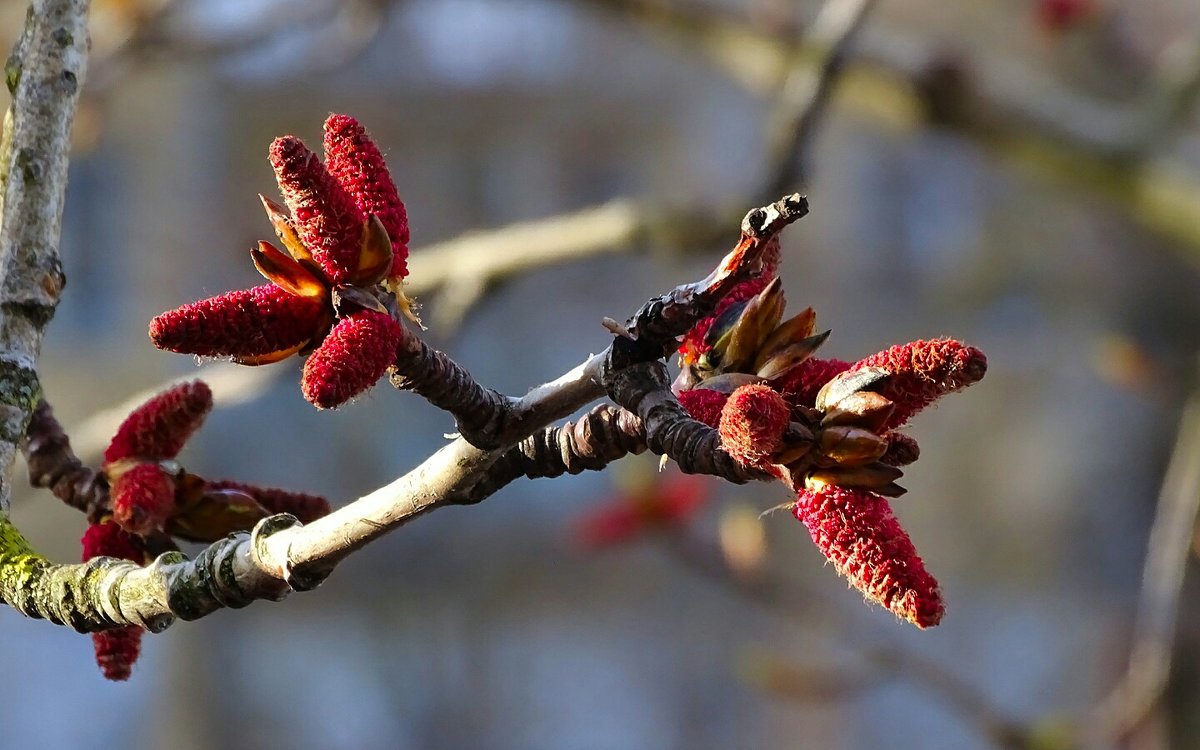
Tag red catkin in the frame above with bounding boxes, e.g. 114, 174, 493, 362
80, 520, 142, 562
794, 486, 944, 628
301, 310, 404, 409
149, 284, 327, 359
92, 629, 142, 682
269, 136, 364, 283
719, 384, 790, 468
574, 474, 708, 549
323, 114, 410, 279
111, 463, 176, 535
105, 381, 212, 463
852, 339, 987, 429
81, 522, 144, 681
677, 388, 730, 428
1037, 0, 1094, 32
773, 357, 852, 408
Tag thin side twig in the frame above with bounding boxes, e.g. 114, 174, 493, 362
1086, 373, 1200, 745
762, 0, 879, 197
22, 399, 105, 517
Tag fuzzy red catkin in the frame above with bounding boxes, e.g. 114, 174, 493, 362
794, 486, 944, 628
111, 463, 176, 535
323, 114, 410, 280
677, 388, 730, 429
301, 309, 404, 409
81, 522, 144, 681
269, 136, 364, 283
149, 284, 326, 360
852, 339, 987, 429
105, 380, 212, 463
719, 384, 790, 468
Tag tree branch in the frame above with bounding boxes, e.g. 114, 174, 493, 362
1, 192, 805, 632
466, 400, 766, 502
0, 0, 89, 516
22, 398, 105, 517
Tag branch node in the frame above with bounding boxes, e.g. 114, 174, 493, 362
251, 512, 328, 592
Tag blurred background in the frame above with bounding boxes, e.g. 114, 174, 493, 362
3, 0, 1200, 748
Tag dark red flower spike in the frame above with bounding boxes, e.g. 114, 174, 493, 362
103, 381, 213, 535
323, 114, 410, 281
850, 339, 987, 429
104, 380, 212, 464
301, 310, 404, 410
794, 487, 943, 628
81, 521, 146, 681
269, 136, 365, 284
110, 462, 176, 536
773, 357, 852, 408
149, 284, 329, 365
677, 388, 730, 429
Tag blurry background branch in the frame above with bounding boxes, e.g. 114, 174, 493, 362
761, 0, 878, 197
1086, 364, 1200, 747
86, 0, 393, 94
660, 524, 1032, 749
21, 0, 1200, 314
581, 0, 1200, 263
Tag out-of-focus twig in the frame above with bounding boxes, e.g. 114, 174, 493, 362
87, 0, 392, 94
1086, 369, 1200, 746
1124, 28, 1200, 156
762, 0, 878, 197
581, 0, 1200, 264
406, 199, 749, 329
660, 524, 1031, 749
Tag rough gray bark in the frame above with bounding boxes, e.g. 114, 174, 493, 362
0, 0, 89, 513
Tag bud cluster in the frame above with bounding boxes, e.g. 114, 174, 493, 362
150, 114, 416, 408
83, 380, 330, 679
676, 271, 986, 628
